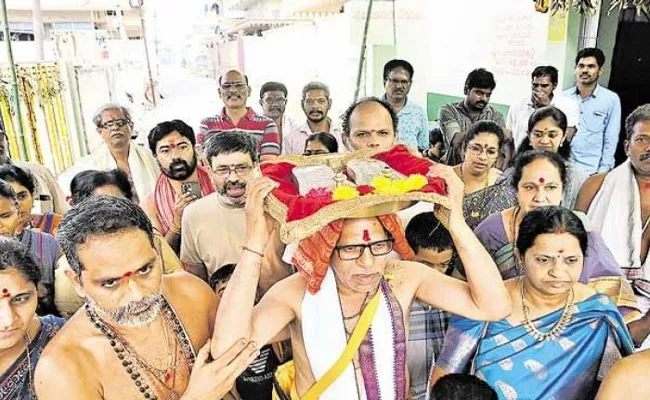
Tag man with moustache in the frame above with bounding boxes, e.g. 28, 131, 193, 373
382, 59, 429, 152
141, 120, 214, 253
199, 70, 280, 161
565, 47, 622, 175
180, 132, 258, 281
283, 82, 343, 155
58, 103, 160, 203
259, 81, 297, 144
439, 68, 509, 168
576, 104, 650, 349
35, 196, 260, 399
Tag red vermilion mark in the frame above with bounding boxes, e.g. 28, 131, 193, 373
1, 289, 10, 298
558, 249, 565, 254
539, 177, 545, 184
123, 271, 134, 280
555, 228, 566, 234
363, 229, 371, 242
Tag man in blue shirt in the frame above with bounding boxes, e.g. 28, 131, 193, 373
382, 59, 429, 152
565, 47, 622, 175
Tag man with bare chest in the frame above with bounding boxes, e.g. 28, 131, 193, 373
34, 196, 259, 399
576, 103, 650, 348
213, 162, 511, 399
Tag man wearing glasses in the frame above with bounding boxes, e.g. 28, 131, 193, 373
283, 81, 344, 155
57, 103, 160, 203
199, 70, 280, 161
259, 81, 297, 144
180, 132, 263, 282
382, 59, 429, 153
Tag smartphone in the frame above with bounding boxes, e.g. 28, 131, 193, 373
181, 181, 202, 199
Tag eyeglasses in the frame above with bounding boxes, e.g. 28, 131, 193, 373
335, 239, 394, 261
211, 164, 253, 177
467, 143, 499, 159
220, 82, 247, 91
100, 119, 129, 129
387, 78, 411, 86
262, 97, 286, 106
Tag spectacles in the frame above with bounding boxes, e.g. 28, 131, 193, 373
220, 82, 247, 90
212, 164, 253, 177
100, 119, 129, 129
467, 143, 499, 159
262, 97, 286, 106
387, 78, 411, 86
335, 239, 394, 261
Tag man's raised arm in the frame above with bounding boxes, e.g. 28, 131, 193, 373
211, 177, 294, 356
415, 164, 511, 321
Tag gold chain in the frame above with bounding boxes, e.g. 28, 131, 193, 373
520, 277, 574, 341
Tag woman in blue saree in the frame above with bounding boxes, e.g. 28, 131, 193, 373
0, 239, 64, 399
431, 206, 634, 400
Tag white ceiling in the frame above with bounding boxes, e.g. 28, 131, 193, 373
7, 0, 136, 11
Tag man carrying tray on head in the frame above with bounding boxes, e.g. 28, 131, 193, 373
212, 145, 512, 399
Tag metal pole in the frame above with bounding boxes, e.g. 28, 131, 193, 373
353, 0, 374, 102
138, 1, 156, 107
33, 0, 44, 60
392, 0, 397, 46
0, 0, 27, 160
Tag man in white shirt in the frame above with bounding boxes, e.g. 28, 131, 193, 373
506, 66, 579, 150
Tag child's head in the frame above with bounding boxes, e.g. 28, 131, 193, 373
428, 127, 444, 160
209, 264, 237, 299
430, 374, 497, 400
405, 212, 455, 275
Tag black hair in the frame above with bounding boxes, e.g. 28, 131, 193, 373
575, 47, 605, 68
429, 127, 444, 146
464, 68, 496, 92
148, 119, 196, 155
0, 164, 36, 195
0, 238, 42, 286
57, 196, 154, 273
430, 373, 498, 400
463, 120, 505, 151
531, 65, 559, 86
625, 103, 650, 141
0, 179, 17, 201
516, 106, 571, 159
301, 81, 330, 101
305, 132, 339, 154
511, 149, 567, 190
218, 70, 249, 85
516, 206, 588, 257
260, 81, 288, 98
405, 212, 453, 253
208, 264, 237, 290
342, 97, 399, 137
69, 169, 133, 206
383, 59, 414, 82
203, 131, 259, 164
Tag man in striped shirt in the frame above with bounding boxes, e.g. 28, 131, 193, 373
199, 70, 281, 161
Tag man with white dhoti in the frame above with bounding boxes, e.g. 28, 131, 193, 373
57, 103, 159, 203
576, 103, 650, 349
213, 147, 511, 399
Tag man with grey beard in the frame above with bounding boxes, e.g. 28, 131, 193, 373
35, 195, 260, 399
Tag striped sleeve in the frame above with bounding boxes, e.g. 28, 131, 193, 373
259, 120, 281, 156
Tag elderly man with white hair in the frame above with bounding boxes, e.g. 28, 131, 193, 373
57, 103, 159, 203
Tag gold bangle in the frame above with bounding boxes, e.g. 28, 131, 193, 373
242, 246, 264, 258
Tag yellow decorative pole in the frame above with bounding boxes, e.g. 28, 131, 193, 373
0, 0, 27, 160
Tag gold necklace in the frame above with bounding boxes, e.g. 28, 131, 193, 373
457, 164, 489, 219
520, 277, 574, 341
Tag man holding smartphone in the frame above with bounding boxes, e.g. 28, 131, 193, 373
141, 120, 215, 254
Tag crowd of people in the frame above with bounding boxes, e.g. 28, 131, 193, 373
0, 45, 648, 400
